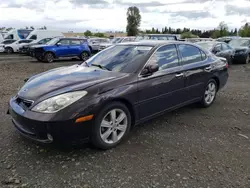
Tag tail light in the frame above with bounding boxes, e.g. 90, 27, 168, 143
225, 62, 229, 69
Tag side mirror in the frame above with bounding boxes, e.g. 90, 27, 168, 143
57, 42, 62, 46
141, 64, 159, 77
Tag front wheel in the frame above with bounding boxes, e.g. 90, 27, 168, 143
200, 79, 217, 108
91, 102, 131, 150
80, 51, 90, 61
44, 52, 54, 63
5, 47, 14, 54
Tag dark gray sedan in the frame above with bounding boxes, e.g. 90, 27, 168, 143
197, 41, 234, 64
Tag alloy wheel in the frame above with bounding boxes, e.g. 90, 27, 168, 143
204, 82, 216, 105
81, 52, 89, 61
47, 53, 54, 63
100, 109, 128, 144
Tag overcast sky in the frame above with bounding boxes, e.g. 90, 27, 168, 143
0, 0, 250, 32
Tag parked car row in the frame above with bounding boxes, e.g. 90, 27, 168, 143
196, 38, 250, 64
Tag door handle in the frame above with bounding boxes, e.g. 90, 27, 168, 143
204, 66, 212, 72
175, 73, 184, 78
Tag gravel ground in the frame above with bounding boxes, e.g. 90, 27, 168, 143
0, 55, 250, 188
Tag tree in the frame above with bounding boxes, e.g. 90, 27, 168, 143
94, 32, 105, 37
84, 30, 92, 37
218, 21, 229, 37
126, 6, 141, 36
239, 23, 250, 37
181, 32, 198, 39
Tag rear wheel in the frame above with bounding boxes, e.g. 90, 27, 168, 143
91, 102, 131, 150
5, 47, 13, 54
80, 51, 89, 61
44, 52, 54, 63
200, 79, 217, 108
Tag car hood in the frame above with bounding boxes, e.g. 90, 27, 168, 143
18, 65, 127, 100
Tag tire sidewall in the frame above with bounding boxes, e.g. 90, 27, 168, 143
202, 79, 217, 108
45, 52, 54, 63
80, 51, 89, 61
91, 102, 131, 149
6, 47, 13, 54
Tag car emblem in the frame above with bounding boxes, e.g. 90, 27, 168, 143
22, 88, 28, 92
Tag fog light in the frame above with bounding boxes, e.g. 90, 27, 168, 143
47, 134, 53, 141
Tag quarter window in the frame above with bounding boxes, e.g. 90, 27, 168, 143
148, 44, 179, 70
178, 44, 202, 65
222, 43, 231, 50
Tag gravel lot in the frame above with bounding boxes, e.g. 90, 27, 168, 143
0, 54, 250, 188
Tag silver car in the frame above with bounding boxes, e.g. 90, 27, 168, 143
98, 37, 136, 51
88, 38, 110, 52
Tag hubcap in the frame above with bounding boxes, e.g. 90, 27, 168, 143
82, 53, 89, 61
100, 109, 128, 144
47, 54, 53, 62
205, 82, 216, 105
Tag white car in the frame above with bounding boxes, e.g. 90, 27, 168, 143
4, 39, 33, 53
0, 39, 16, 52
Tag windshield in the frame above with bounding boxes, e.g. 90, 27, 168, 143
111, 38, 122, 44
84, 45, 153, 73
229, 39, 250, 48
46, 38, 60, 45
135, 36, 150, 41
197, 42, 215, 50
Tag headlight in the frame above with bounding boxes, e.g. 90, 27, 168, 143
32, 91, 87, 113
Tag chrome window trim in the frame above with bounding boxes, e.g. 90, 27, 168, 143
138, 42, 209, 78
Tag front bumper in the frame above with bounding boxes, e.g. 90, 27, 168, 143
8, 97, 93, 144
233, 53, 247, 63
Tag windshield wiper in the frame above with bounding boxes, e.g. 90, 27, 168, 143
91, 64, 111, 71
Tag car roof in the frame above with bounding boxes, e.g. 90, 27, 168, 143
116, 40, 199, 47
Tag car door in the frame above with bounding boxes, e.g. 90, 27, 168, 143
69, 39, 82, 56
55, 39, 71, 57
137, 44, 185, 120
221, 43, 234, 63
178, 44, 213, 101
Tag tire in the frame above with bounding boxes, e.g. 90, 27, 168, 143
88, 46, 93, 53
91, 102, 131, 150
245, 54, 250, 64
44, 52, 54, 63
80, 51, 90, 61
5, 47, 14, 54
200, 79, 217, 108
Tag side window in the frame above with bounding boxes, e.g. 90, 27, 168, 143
148, 44, 179, 70
222, 43, 231, 50
30, 35, 37, 40
178, 44, 202, 65
214, 44, 222, 52
58, 39, 70, 45
71, 40, 81, 45
200, 50, 207, 60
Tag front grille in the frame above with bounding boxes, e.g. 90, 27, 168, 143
15, 97, 33, 110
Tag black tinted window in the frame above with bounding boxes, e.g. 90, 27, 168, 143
178, 44, 202, 65
30, 35, 37, 40
149, 44, 179, 70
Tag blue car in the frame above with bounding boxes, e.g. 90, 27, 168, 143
32, 37, 91, 63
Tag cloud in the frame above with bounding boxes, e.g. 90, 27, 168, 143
170, 10, 214, 19
225, 4, 250, 16
116, 0, 165, 7
70, 0, 108, 5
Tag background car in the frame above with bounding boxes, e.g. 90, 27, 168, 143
8, 41, 228, 149
98, 37, 136, 51
19, 38, 53, 55
135, 34, 178, 41
0, 39, 16, 52
228, 38, 250, 64
88, 38, 110, 52
4, 39, 33, 53
216, 36, 241, 43
196, 41, 234, 64
32, 37, 91, 63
